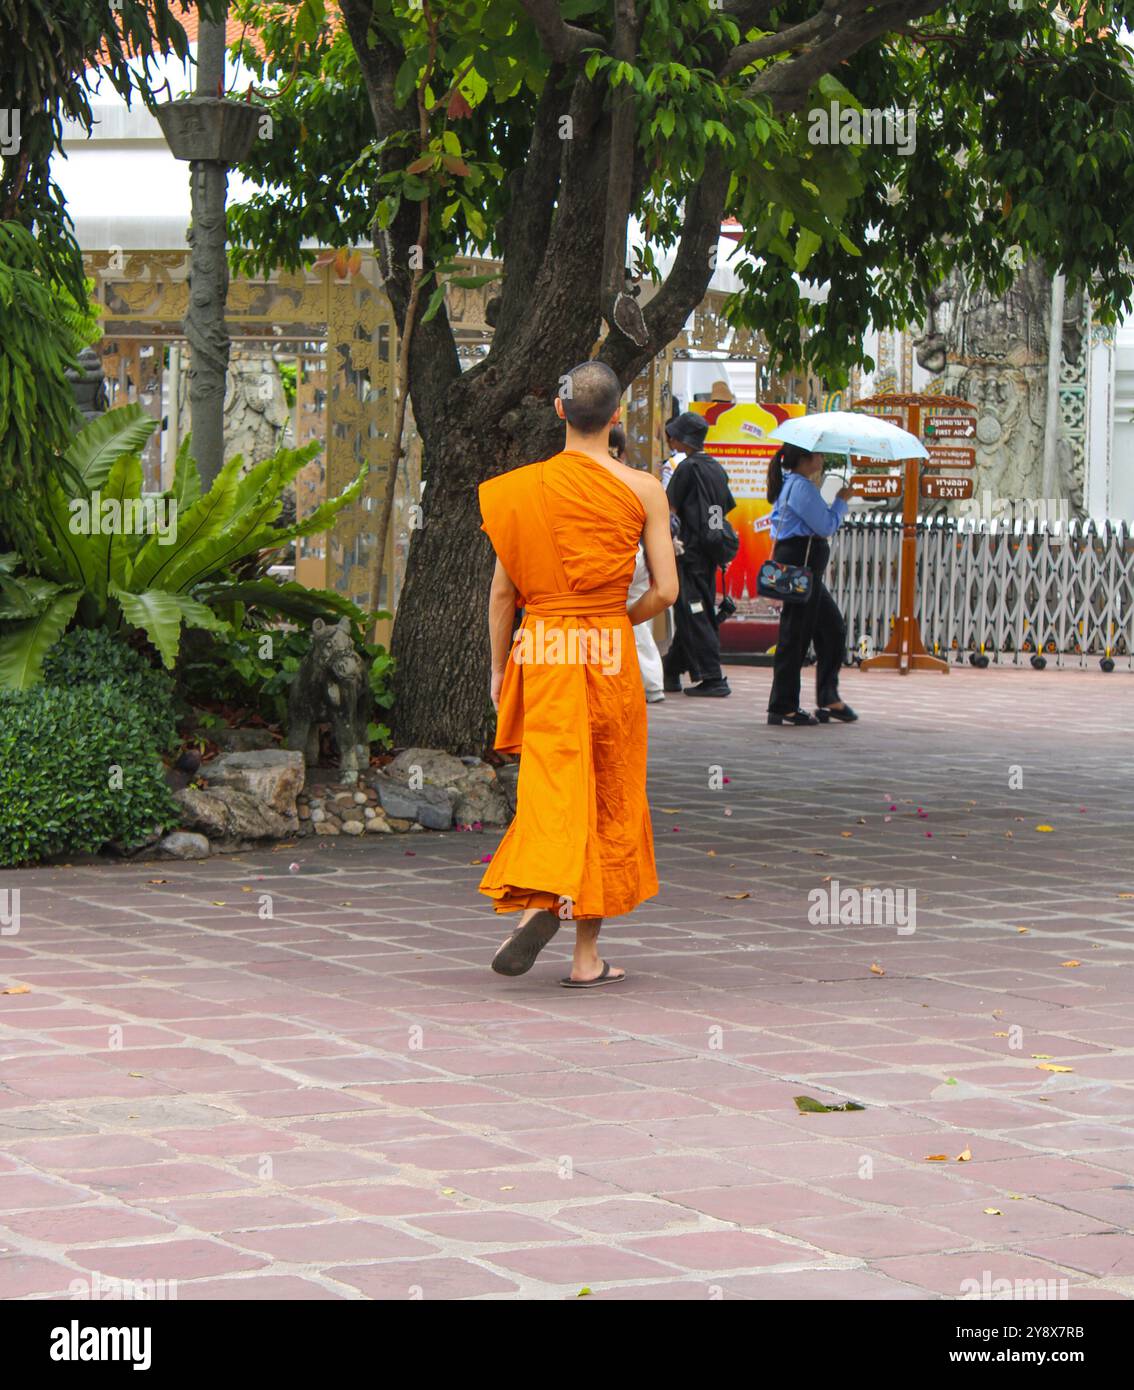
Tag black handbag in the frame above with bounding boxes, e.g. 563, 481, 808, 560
757, 536, 814, 604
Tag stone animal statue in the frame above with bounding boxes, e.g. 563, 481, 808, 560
286, 618, 370, 783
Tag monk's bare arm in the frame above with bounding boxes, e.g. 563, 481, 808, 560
488, 555, 518, 707
628, 477, 679, 626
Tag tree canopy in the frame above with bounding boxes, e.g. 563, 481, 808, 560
230, 1, 1134, 387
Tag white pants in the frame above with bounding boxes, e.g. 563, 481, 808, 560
628, 545, 664, 698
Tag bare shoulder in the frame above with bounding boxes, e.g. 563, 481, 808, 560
615, 463, 666, 510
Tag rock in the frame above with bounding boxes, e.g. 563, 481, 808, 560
204, 749, 305, 817
174, 786, 293, 842
365, 817, 392, 833
341, 820, 364, 835
387, 817, 413, 831
353, 791, 368, 805
208, 725, 277, 753
298, 804, 311, 820
159, 830, 211, 860
374, 772, 454, 830
453, 778, 511, 828
310, 807, 326, 823
385, 747, 468, 789
317, 821, 341, 835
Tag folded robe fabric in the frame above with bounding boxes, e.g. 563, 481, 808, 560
478, 450, 659, 921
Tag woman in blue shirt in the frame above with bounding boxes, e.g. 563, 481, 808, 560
766, 443, 857, 726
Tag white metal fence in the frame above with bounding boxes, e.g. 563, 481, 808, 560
828, 517, 1134, 670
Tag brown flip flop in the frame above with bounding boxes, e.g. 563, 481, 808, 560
559, 960, 625, 989
491, 910, 560, 977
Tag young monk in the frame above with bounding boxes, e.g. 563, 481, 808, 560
478, 361, 678, 987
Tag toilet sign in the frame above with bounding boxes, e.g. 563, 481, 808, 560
852, 473, 902, 499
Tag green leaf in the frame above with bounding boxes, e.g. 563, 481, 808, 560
0, 589, 81, 690
64, 405, 158, 492
109, 586, 187, 669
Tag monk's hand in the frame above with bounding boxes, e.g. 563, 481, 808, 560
490, 667, 505, 709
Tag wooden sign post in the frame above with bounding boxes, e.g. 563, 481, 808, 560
851, 393, 977, 675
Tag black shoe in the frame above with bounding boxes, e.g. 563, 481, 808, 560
816, 704, 858, 723
663, 676, 682, 693
768, 710, 818, 726
685, 679, 730, 697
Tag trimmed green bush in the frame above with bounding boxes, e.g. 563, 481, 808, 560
41, 628, 181, 752
0, 680, 179, 867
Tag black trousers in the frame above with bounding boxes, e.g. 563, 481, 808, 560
767, 535, 846, 714
663, 551, 723, 683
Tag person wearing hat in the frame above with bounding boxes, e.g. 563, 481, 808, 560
662, 411, 737, 697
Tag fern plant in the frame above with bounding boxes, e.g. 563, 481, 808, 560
0, 221, 98, 555
0, 404, 368, 688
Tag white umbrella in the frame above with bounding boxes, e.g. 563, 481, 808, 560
767, 410, 927, 461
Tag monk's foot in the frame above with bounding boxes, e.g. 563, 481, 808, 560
491, 909, 560, 977
561, 958, 626, 989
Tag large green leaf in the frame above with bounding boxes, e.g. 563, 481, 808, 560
165, 448, 350, 595
0, 589, 81, 690
109, 585, 229, 670
129, 450, 244, 591
0, 574, 67, 622
64, 404, 158, 492
167, 434, 201, 513
87, 451, 145, 609
194, 578, 373, 629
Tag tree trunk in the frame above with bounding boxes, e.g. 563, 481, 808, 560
389, 387, 567, 755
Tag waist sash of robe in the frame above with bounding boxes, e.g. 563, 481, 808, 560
523, 588, 628, 619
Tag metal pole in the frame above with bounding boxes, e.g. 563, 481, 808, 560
185, 8, 230, 489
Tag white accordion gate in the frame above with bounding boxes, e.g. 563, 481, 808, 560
828, 517, 1134, 670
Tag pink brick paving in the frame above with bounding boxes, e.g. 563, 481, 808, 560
0, 666, 1132, 1301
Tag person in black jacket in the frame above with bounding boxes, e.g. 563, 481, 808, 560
662, 412, 736, 697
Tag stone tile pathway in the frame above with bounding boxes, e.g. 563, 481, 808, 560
1, 667, 1132, 1299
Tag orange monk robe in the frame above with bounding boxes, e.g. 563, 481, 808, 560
477, 450, 658, 921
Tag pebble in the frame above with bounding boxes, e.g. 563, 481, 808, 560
310, 808, 326, 823
353, 791, 368, 805
342, 820, 364, 835
317, 822, 340, 835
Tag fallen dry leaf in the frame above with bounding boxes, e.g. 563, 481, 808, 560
993, 1031, 1010, 1037
1061, 960, 1081, 968
659, 808, 682, 814
1035, 824, 1053, 832
870, 962, 885, 976
723, 892, 750, 900
1017, 927, 1029, 934
1, 984, 31, 995
147, 878, 168, 885
1037, 1063, 1074, 1073
925, 1154, 948, 1162
1031, 1054, 1052, 1060
956, 1148, 972, 1162
984, 1208, 1003, 1216
840, 831, 854, 838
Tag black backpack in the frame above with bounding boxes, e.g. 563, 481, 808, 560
684, 452, 739, 566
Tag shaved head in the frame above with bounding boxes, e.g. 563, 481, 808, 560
559, 360, 622, 436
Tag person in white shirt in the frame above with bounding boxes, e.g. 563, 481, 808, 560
610, 426, 666, 703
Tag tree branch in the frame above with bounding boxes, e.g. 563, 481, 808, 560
600, 149, 731, 383
600, 0, 641, 328
519, 0, 604, 63
493, 65, 572, 343
720, 0, 847, 80
749, 0, 941, 114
